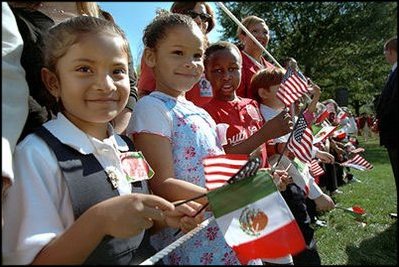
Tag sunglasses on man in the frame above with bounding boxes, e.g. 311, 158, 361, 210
185, 10, 212, 22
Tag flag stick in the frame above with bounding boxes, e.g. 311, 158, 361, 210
140, 217, 215, 265
174, 193, 207, 207
334, 206, 365, 215
216, 2, 315, 110
216, 2, 283, 69
285, 162, 292, 172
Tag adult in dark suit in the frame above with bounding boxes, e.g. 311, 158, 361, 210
376, 36, 398, 218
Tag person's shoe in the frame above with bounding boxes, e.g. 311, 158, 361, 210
348, 177, 362, 183
389, 213, 397, 219
330, 189, 343, 196
314, 219, 327, 227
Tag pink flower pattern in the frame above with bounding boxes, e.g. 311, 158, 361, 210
184, 146, 196, 159
168, 251, 181, 265
147, 93, 245, 265
222, 250, 237, 265
206, 226, 219, 240
177, 116, 187, 127
200, 252, 214, 264
191, 123, 199, 132
193, 239, 202, 248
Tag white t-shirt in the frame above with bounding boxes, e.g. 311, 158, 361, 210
260, 104, 323, 199
126, 91, 186, 139
2, 2, 30, 182
260, 104, 290, 143
2, 113, 146, 264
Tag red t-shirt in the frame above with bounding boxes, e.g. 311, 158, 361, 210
203, 97, 269, 168
137, 55, 212, 107
137, 55, 156, 97
237, 51, 274, 99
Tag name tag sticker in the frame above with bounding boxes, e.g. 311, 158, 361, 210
120, 151, 154, 182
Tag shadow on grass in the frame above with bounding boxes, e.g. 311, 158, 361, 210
345, 221, 397, 265
363, 145, 390, 165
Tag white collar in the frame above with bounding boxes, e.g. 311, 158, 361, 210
392, 62, 397, 72
43, 113, 129, 154
242, 51, 265, 70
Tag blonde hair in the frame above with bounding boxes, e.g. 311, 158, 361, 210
236, 15, 266, 38
250, 67, 285, 102
77, 2, 100, 17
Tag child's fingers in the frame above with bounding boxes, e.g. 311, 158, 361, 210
140, 194, 175, 212
138, 218, 155, 230
166, 202, 198, 217
185, 201, 204, 212
139, 206, 167, 221
180, 216, 201, 233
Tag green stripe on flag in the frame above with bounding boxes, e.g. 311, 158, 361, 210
311, 124, 322, 135
207, 170, 276, 218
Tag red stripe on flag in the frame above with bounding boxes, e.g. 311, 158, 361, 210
203, 154, 248, 190
276, 69, 310, 107
341, 154, 373, 170
287, 119, 313, 164
309, 159, 325, 177
232, 221, 306, 264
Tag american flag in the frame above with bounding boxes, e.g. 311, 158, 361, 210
340, 154, 373, 171
276, 67, 310, 106
287, 112, 314, 164
309, 159, 325, 177
203, 154, 248, 191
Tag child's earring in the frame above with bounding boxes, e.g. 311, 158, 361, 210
53, 94, 59, 104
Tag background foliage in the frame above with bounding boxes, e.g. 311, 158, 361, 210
215, 2, 397, 115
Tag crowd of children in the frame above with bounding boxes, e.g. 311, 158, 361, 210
2, 2, 382, 265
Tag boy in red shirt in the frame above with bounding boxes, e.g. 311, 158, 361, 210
203, 40, 297, 265
203, 41, 291, 168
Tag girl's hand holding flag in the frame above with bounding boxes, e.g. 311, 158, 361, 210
164, 201, 205, 234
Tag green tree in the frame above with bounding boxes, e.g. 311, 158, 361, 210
217, 2, 397, 115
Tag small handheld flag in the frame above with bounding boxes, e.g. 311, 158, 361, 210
336, 205, 367, 222
287, 112, 314, 164
340, 154, 373, 171
276, 67, 310, 107
309, 159, 325, 177
207, 170, 306, 264
203, 154, 249, 191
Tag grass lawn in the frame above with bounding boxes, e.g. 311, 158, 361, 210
315, 135, 397, 265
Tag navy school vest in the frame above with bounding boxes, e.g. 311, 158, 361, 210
35, 126, 157, 265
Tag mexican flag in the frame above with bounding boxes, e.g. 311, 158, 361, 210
312, 124, 338, 144
207, 170, 305, 264
332, 126, 347, 140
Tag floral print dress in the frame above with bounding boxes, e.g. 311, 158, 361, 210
130, 92, 245, 265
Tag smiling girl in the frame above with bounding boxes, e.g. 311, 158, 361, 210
2, 16, 200, 265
